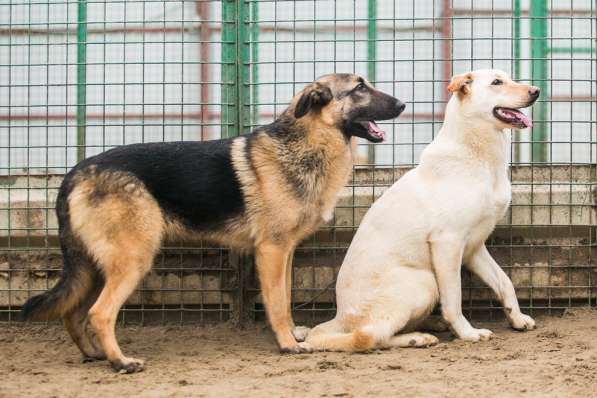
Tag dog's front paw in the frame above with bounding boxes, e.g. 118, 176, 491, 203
292, 326, 311, 342
457, 328, 493, 342
509, 313, 536, 331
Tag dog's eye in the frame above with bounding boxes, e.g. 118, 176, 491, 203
491, 79, 503, 86
356, 83, 367, 91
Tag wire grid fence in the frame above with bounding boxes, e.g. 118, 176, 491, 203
0, 0, 595, 325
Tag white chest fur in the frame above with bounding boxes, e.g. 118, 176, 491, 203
490, 170, 512, 219
462, 166, 511, 259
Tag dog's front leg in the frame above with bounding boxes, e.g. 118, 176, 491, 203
256, 241, 308, 353
430, 237, 493, 342
285, 248, 310, 342
466, 245, 535, 331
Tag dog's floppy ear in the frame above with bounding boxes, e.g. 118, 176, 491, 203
447, 72, 473, 96
294, 83, 333, 119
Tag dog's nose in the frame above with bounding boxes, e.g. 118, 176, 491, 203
529, 86, 540, 98
396, 101, 406, 114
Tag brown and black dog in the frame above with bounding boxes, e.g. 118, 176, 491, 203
21, 73, 404, 373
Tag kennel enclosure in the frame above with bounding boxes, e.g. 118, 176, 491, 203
0, 0, 595, 324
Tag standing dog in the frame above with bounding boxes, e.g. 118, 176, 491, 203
21, 74, 404, 372
303, 70, 539, 352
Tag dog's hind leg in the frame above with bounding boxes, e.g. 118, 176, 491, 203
304, 313, 412, 352
88, 264, 150, 373
68, 175, 163, 372
84, 226, 159, 373
64, 278, 106, 361
304, 319, 395, 352
302, 318, 340, 339
385, 332, 438, 348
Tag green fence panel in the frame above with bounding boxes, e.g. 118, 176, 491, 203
0, 1, 595, 325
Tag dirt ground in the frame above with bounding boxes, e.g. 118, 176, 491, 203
1, 308, 596, 398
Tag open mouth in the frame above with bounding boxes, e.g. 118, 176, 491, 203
350, 121, 386, 143
493, 107, 533, 129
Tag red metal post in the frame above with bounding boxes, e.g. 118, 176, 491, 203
442, 0, 452, 102
196, 1, 211, 140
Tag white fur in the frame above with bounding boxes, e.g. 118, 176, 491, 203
303, 69, 537, 352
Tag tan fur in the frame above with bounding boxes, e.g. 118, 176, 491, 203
302, 327, 375, 353
254, 241, 295, 349
231, 120, 352, 246
447, 72, 473, 97
285, 249, 295, 329
352, 329, 376, 351
68, 172, 164, 270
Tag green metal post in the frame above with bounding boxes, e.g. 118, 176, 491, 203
221, 0, 238, 138
530, 0, 548, 162
512, 0, 521, 163
76, 0, 87, 161
367, 0, 377, 83
513, 0, 521, 80
221, 1, 253, 325
221, 1, 251, 138
239, 1, 251, 134
250, 1, 259, 127
367, 0, 377, 164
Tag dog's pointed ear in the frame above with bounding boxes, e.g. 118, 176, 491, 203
447, 73, 473, 96
294, 83, 333, 119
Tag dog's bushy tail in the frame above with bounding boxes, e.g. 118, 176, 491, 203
21, 261, 96, 322
22, 181, 98, 322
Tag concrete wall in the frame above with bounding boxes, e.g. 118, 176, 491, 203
1, 165, 595, 310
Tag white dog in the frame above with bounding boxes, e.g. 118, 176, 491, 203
302, 69, 539, 352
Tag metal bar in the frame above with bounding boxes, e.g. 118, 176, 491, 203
367, 0, 377, 164
548, 47, 595, 53
76, 0, 87, 162
197, 1, 211, 141
530, 0, 548, 162
221, 0, 238, 138
367, 0, 377, 83
513, 0, 521, 80
250, 0, 259, 127
442, 0, 452, 97
513, 0, 521, 163
0, 24, 441, 37
239, 1, 251, 134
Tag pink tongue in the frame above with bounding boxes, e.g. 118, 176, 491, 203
502, 109, 533, 128
516, 111, 533, 128
366, 121, 386, 139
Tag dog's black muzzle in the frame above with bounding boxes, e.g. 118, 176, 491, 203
344, 92, 406, 143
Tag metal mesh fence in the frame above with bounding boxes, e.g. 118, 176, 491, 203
0, 0, 595, 325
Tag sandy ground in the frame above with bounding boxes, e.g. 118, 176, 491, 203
1, 308, 596, 398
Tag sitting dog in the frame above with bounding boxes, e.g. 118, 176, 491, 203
21, 74, 405, 372
303, 69, 539, 352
